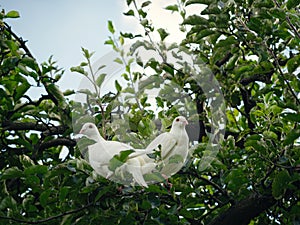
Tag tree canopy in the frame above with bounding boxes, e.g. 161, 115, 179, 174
0, 0, 300, 224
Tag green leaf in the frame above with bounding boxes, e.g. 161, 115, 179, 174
0, 196, 17, 211
165, 5, 179, 11
123, 9, 135, 16
185, 0, 211, 6
201, 5, 221, 15
80, 62, 88, 67
46, 83, 65, 104
272, 170, 291, 199
24, 165, 48, 176
114, 57, 123, 64
96, 73, 107, 88
127, 0, 134, 6
63, 89, 75, 96
281, 112, 300, 122
40, 189, 52, 208
76, 137, 97, 159
225, 168, 248, 193
263, 131, 278, 140
182, 15, 209, 26
286, 0, 300, 10
108, 20, 115, 34
21, 57, 39, 71
77, 88, 93, 96
138, 9, 147, 18
269, 8, 286, 19
1, 167, 23, 180
14, 80, 30, 101
59, 186, 70, 201
284, 128, 300, 145
70, 66, 87, 76
115, 80, 122, 92
168, 154, 184, 164
19, 155, 34, 168
287, 55, 300, 74
141, 1, 152, 7
81, 47, 94, 59
104, 39, 114, 45
5, 10, 20, 18
108, 150, 135, 171
196, 29, 216, 40
216, 36, 237, 47
94, 186, 111, 202
157, 28, 169, 41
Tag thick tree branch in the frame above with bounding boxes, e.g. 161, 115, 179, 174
2, 121, 68, 135
240, 70, 273, 86
39, 138, 76, 150
215, 52, 233, 67
240, 87, 256, 130
207, 194, 276, 225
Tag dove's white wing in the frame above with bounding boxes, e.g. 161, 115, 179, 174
87, 140, 153, 187
145, 133, 177, 160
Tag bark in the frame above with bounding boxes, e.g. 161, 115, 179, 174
207, 194, 276, 225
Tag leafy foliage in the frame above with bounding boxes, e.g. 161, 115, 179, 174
0, 0, 300, 224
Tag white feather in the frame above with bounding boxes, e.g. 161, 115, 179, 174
145, 116, 189, 177
79, 123, 154, 187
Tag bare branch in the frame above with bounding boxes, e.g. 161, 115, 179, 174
2, 121, 69, 135
39, 138, 76, 150
207, 194, 276, 225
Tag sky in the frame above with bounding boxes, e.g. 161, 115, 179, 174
1, 0, 126, 91
1, 0, 198, 92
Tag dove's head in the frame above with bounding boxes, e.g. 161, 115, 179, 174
79, 123, 103, 142
172, 116, 188, 128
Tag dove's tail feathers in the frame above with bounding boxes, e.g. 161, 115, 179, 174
127, 158, 148, 187
142, 162, 156, 174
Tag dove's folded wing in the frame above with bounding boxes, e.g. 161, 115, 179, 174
145, 133, 177, 160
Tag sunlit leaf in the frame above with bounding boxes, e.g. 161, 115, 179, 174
108, 20, 115, 34
96, 73, 107, 88
5, 10, 20, 18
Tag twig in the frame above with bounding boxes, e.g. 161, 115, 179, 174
272, 0, 300, 39
267, 46, 300, 105
3, 22, 42, 78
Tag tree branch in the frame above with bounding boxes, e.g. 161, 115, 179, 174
272, 0, 300, 39
239, 70, 273, 86
4, 22, 37, 61
2, 121, 69, 135
207, 194, 276, 225
0, 203, 93, 224
39, 138, 76, 150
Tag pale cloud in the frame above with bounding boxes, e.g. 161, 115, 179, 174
118, 0, 205, 43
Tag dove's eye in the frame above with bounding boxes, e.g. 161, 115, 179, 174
176, 118, 180, 122
89, 125, 93, 129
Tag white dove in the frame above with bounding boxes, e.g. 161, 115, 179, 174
145, 116, 189, 177
79, 122, 154, 187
